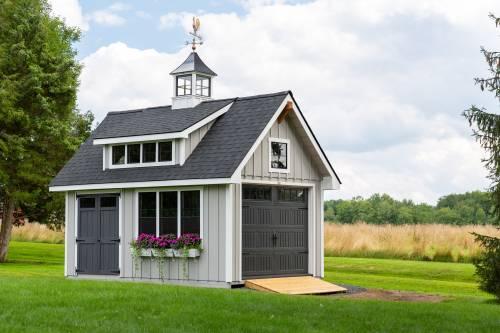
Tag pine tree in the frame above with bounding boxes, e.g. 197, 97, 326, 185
464, 13, 500, 301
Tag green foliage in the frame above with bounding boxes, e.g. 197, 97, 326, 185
0, 0, 93, 227
463, 13, 500, 302
324, 191, 494, 225
472, 232, 500, 300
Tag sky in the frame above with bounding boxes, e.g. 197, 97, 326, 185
48, 0, 500, 204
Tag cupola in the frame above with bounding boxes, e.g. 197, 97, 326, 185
170, 17, 217, 110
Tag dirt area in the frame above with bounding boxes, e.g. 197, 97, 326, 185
336, 288, 449, 303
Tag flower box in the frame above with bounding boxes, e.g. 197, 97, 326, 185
174, 249, 201, 258
140, 249, 175, 257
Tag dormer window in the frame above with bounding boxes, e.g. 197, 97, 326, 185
176, 75, 192, 96
109, 141, 174, 168
269, 138, 290, 173
196, 75, 211, 97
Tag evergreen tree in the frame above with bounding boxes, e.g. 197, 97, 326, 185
0, 0, 93, 261
464, 13, 500, 300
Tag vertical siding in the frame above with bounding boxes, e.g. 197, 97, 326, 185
232, 183, 242, 282
242, 117, 321, 183
121, 184, 226, 283
184, 121, 214, 158
65, 191, 76, 276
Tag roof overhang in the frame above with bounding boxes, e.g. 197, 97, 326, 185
230, 92, 341, 190
92, 102, 233, 145
49, 177, 235, 192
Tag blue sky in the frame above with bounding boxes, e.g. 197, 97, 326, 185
49, 0, 500, 203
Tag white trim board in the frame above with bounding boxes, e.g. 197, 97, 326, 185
93, 103, 233, 146
49, 178, 235, 192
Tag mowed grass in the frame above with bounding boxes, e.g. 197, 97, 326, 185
0, 242, 498, 333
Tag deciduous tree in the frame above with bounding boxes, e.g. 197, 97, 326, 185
0, 0, 92, 262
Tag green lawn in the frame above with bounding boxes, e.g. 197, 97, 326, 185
0, 242, 498, 333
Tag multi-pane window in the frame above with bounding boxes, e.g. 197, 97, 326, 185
127, 144, 140, 164
139, 192, 156, 235
270, 140, 288, 171
181, 191, 201, 234
112, 145, 125, 165
176, 75, 192, 96
160, 192, 177, 235
110, 141, 173, 167
243, 186, 271, 201
138, 190, 201, 237
195, 75, 211, 97
278, 188, 306, 202
158, 142, 172, 162
142, 143, 156, 163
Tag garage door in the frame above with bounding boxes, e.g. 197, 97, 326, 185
242, 186, 308, 279
77, 194, 120, 275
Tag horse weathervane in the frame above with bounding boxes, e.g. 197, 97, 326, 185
186, 17, 203, 52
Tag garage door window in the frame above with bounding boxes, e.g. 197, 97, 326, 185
138, 190, 202, 238
278, 188, 306, 202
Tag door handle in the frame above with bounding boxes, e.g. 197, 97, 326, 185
272, 232, 278, 246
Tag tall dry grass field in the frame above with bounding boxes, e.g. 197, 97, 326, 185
11, 223, 64, 244
325, 222, 500, 262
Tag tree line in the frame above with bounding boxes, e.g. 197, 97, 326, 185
324, 191, 495, 225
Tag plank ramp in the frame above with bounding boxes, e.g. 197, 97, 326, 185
245, 276, 347, 295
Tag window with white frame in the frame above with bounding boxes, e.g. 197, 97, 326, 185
269, 138, 290, 173
138, 190, 201, 237
176, 75, 192, 96
110, 141, 174, 168
195, 75, 211, 97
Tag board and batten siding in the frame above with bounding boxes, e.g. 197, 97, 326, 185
242, 116, 321, 182
184, 121, 214, 158
121, 184, 231, 283
240, 115, 325, 278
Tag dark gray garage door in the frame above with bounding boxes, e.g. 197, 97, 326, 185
77, 194, 120, 275
242, 186, 308, 279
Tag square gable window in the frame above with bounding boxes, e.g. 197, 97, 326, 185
112, 145, 125, 165
269, 138, 290, 173
158, 141, 172, 162
142, 143, 156, 163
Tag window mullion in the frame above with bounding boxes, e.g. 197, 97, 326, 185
177, 191, 181, 237
156, 192, 160, 237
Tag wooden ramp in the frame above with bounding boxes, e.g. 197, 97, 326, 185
245, 276, 347, 295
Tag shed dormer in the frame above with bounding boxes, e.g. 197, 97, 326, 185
170, 52, 217, 110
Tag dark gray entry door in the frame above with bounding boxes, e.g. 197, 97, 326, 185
242, 186, 308, 279
77, 194, 120, 275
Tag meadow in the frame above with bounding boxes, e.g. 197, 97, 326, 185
325, 222, 499, 262
0, 241, 498, 332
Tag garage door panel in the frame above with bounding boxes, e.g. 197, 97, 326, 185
277, 252, 308, 274
243, 206, 273, 225
243, 230, 275, 249
242, 253, 274, 277
242, 185, 308, 279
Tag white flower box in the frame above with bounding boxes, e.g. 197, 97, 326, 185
174, 249, 201, 258
140, 249, 175, 257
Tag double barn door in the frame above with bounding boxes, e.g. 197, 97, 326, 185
77, 194, 120, 275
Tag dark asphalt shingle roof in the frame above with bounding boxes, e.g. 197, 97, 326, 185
170, 52, 217, 76
93, 99, 233, 139
50, 91, 289, 187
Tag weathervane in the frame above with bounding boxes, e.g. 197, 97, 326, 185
186, 17, 203, 52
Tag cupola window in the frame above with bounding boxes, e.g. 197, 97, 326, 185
176, 75, 192, 96
196, 75, 211, 97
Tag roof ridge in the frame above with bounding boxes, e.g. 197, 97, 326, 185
234, 91, 290, 101
107, 105, 172, 115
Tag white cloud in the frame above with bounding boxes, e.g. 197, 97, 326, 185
86, 2, 132, 27
78, 0, 497, 203
48, 0, 88, 31
87, 10, 126, 27
159, 12, 190, 30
